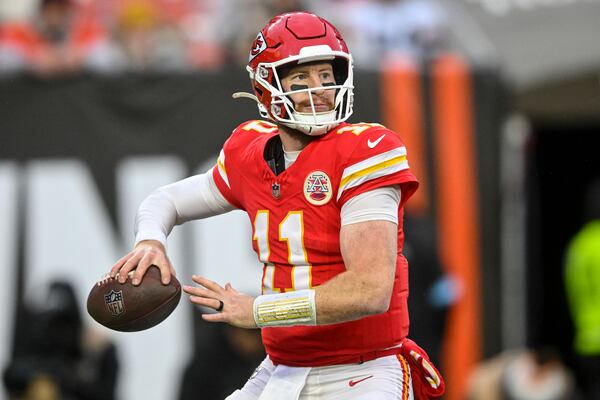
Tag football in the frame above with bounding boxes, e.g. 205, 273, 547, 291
87, 266, 181, 332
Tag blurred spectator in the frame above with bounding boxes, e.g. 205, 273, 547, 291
0, 0, 120, 75
179, 0, 226, 70
212, 0, 310, 66
113, 0, 190, 71
564, 178, 600, 399
178, 320, 265, 400
467, 348, 575, 400
3, 281, 119, 400
0, 0, 327, 73
1, 0, 448, 73
269, 0, 309, 13
312, 0, 448, 69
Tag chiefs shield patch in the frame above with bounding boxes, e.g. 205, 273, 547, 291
304, 171, 332, 206
249, 31, 267, 62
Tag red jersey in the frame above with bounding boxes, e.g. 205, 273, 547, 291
212, 120, 418, 367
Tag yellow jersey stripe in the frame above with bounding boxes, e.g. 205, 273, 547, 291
398, 355, 411, 400
216, 152, 230, 188
340, 155, 407, 189
217, 158, 226, 175
337, 156, 408, 201
341, 147, 407, 178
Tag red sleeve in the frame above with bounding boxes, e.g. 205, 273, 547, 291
211, 137, 244, 210
212, 120, 279, 210
336, 127, 419, 208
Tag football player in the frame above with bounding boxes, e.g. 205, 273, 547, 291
111, 12, 445, 400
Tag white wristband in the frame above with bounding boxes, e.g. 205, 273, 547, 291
253, 289, 317, 327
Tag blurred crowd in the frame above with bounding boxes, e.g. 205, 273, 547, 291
3, 281, 118, 400
0, 0, 448, 76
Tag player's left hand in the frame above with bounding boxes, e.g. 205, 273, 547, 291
184, 275, 257, 329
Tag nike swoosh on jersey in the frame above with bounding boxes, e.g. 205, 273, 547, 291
348, 375, 374, 387
367, 134, 386, 148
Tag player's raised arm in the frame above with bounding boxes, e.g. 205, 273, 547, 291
110, 168, 236, 285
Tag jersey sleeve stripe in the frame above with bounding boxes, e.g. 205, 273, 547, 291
217, 149, 230, 188
340, 152, 407, 188
337, 149, 409, 201
341, 147, 407, 178
337, 147, 408, 200
337, 157, 408, 200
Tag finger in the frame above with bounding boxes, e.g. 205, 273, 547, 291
155, 260, 174, 285
191, 275, 224, 293
110, 251, 134, 277
202, 313, 226, 323
131, 253, 154, 286
224, 282, 239, 294
118, 252, 144, 283
188, 295, 219, 309
131, 255, 158, 286
183, 285, 213, 298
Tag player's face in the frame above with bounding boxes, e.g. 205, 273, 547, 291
280, 62, 336, 113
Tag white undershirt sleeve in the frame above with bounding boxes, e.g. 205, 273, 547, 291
340, 185, 401, 226
134, 167, 236, 247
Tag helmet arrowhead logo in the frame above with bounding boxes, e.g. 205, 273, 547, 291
249, 32, 267, 61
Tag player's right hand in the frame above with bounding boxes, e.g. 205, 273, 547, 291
110, 240, 176, 286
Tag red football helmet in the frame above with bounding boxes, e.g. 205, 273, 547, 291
238, 12, 354, 136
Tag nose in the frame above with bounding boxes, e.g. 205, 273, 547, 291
308, 74, 327, 94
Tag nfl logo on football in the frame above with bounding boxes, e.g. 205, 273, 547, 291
304, 171, 332, 206
104, 290, 125, 316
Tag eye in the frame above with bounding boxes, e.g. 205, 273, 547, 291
320, 72, 335, 83
292, 73, 307, 81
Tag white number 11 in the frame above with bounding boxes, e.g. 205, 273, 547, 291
253, 210, 312, 293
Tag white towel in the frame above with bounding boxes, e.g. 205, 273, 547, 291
258, 364, 311, 400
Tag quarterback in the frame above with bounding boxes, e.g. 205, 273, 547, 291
111, 12, 445, 400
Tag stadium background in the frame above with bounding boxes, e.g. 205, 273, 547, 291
1, 0, 599, 399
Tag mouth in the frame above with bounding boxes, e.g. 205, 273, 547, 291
298, 103, 333, 113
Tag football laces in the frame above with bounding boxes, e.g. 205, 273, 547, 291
96, 273, 113, 286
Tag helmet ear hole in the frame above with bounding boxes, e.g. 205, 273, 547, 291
272, 104, 282, 117
331, 58, 348, 86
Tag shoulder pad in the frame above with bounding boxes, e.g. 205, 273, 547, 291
333, 123, 404, 154
334, 123, 386, 137
234, 120, 278, 135
225, 120, 278, 151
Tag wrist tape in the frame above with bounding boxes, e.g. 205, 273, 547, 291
253, 289, 317, 327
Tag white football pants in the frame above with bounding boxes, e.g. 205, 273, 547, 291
225, 355, 414, 400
